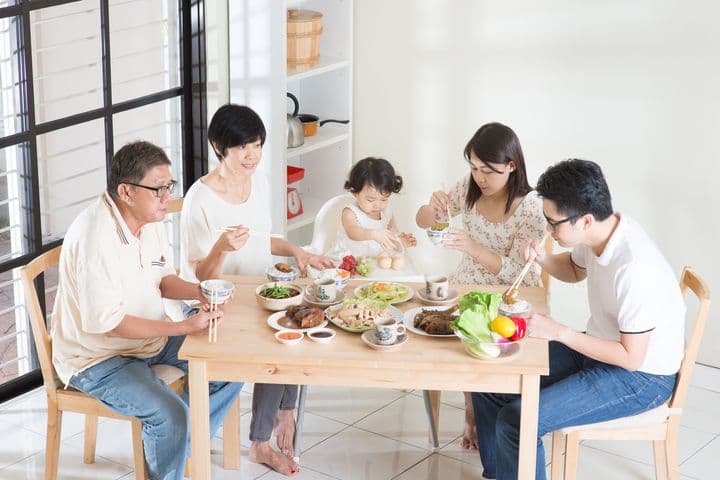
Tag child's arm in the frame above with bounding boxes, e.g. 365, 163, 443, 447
388, 216, 416, 247
342, 208, 398, 252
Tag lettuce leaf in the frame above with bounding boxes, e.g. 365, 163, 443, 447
451, 308, 493, 343
458, 291, 502, 318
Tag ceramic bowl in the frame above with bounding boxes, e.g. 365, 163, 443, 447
330, 268, 351, 288
200, 279, 235, 304
307, 327, 336, 343
275, 329, 304, 345
426, 227, 449, 246
266, 264, 300, 282
255, 282, 304, 311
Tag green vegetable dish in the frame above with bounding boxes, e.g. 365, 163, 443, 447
356, 282, 410, 303
259, 284, 300, 299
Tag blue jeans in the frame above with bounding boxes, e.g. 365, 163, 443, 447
471, 341, 676, 480
69, 335, 243, 480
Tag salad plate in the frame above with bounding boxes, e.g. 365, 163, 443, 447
353, 282, 414, 305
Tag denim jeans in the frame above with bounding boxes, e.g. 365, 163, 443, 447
69, 335, 243, 480
471, 341, 676, 480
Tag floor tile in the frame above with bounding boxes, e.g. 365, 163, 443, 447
680, 387, 720, 434
0, 421, 46, 470
259, 464, 338, 479
0, 390, 87, 441
394, 453, 486, 479
679, 434, 720, 479
301, 386, 408, 425
584, 425, 715, 466
299, 426, 428, 479
690, 364, 720, 393
354, 394, 465, 449
409, 389, 467, 410
62, 418, 136, 469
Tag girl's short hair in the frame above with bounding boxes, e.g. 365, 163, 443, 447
463, 122, 532, 213
344, 157, 403, 196
207, 104, 266, 160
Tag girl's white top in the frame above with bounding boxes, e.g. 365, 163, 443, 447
332, 202, 393, 259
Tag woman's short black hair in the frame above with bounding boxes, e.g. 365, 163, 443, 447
463, 122, 532, 213
344, 157, 403, 196
535, 159, 614, 221
207, 104, 266, 160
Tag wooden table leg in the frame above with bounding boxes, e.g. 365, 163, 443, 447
518, 374, 540, 480
189, 360, 212, 479
223, 397, 241, 469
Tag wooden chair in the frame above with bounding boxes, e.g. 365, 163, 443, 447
550, 266, 711, 480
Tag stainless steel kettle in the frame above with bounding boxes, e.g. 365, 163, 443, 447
286, 93, 304, 148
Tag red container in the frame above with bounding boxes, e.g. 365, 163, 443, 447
287, 165, 305, 184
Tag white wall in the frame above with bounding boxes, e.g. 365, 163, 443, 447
354, 0, 720, 365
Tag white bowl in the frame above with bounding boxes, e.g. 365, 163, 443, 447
274, 329, 304, 345
200, 279, 235, 304
255, 282, 304, 311
307, 327, 336, 343
426, 227, 449, 246
266, 264, 300, 282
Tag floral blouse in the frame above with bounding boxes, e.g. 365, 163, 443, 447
446, 177, 546, 287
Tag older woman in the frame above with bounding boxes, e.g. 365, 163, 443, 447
180, 104, 332, 476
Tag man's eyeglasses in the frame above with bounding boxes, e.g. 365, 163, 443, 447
126, 180, 177, 198
544, 212, 582, 230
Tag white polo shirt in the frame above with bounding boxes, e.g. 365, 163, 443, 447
51, 193, 175, 384
571, 213, 685, 375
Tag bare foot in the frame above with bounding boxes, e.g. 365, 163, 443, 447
459, 419, 479, 450
274, 409, 296, 457
249, 441, 299, 476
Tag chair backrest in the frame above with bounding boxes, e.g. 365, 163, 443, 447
306, 193, 355, 255
669, 266, 711, 410
20, 246, 62, 392
167, 197, 183, 214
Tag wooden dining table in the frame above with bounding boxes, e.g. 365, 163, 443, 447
179, 276, 549, 479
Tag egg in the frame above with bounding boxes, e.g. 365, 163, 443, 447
378, 256, 392, 269
391, 255, 404, 270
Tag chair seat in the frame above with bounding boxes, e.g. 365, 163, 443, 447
150, 364, 185, 384
558, 403, 672, 433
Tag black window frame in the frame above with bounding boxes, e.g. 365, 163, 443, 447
0, 0, 208, 403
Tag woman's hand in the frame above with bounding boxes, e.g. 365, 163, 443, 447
429, 190, 451, 218
523, 238, 547, 265
214, 226, 249, 252
295, 249, 334, 274
372, 229, 402, 252
399, 232, 417, 247
443, 228, 478, 255
183, 306, 223, 335
527, 313, 565, 341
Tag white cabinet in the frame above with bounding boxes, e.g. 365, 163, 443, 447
227, 0, 353, 247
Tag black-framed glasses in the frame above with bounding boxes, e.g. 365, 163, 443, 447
544, 212, 582, 230
126, 180, 177, 198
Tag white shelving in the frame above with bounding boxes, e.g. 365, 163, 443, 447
287, 56, 350, 82
286, 123, 349, 159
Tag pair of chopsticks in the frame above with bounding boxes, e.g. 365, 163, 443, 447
208, 289, 218, 343
503, 233, 549, 297
201, 207, 283, 238
440, 182, 452, 227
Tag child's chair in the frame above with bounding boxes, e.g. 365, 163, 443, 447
305, 193, 355, 255
550, 266, 711, 480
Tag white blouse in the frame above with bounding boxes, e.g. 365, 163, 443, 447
333, 202, 393, 258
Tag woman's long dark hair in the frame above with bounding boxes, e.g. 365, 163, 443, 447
463, 122, 532, 213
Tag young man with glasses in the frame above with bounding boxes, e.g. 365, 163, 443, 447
472, 159, 685, 480
51, 141, 242, 480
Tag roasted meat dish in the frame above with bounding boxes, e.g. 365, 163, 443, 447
281, 305, 324, 329
414, 309, 456, 335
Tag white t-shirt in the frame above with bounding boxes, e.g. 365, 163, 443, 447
571, 213, 685, 375
332, 202, 392, 258
180, 175, 273, 281
52, 194, 174, 384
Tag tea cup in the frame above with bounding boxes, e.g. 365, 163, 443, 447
425, 275, 449, 300
373, 318, 406, 345
313, 278, 336, 302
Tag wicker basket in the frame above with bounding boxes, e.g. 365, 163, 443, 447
287, 9, 323, 69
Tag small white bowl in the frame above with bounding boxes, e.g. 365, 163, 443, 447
266, 264, 300, 282
274, 329, 304, 345
307, 327, 336, 343
426, 227, 449, 246
200, 279, 235, 303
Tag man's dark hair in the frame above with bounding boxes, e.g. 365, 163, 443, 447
207, 104, 266, 160
107, 141, 171, 199
463, 122, 532, 213
535, 159, 614, 221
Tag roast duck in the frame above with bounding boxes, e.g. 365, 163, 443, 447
413, 308, 456, 335
280, 305, 325, 329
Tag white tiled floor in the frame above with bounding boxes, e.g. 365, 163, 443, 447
0, 364, 718, 479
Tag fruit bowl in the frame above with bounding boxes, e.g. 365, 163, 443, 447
454, 329, 525, 360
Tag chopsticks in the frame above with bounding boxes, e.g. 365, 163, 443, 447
503, 233, 549, 299
208, 289, 218, 343
215, 227, 283, 238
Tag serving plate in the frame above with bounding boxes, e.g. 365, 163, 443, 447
353, 282, 414, 305
402, 306, 458, 338
325, 303, 403, 333
266, 310, 328, 333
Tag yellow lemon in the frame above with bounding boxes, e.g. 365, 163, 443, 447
490, 315, 516, 339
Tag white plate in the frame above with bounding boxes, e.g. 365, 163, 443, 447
403, 306, 458, 338
415, 288, 459, 306
353, 282, 414, 304
361, 330, 408, 351
266, 309, 328, 333
325, 304, 403, 333
303, 286, 345, 307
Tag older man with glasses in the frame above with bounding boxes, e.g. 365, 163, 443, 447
51, 141, 242, 480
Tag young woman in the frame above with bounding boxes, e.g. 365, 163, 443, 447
416, 122, 546, 450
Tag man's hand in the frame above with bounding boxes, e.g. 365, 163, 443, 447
523, 238, 547, 265
183, 307, 223, 335
527, 313, 565, 341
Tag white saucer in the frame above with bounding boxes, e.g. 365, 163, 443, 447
361, 330, 408, 351
303, 286, 345, 307
415, 288, 459, 306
